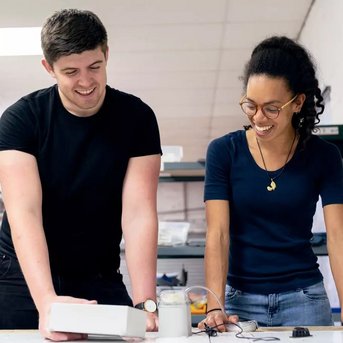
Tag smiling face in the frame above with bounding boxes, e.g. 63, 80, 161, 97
245, 74, 304, 142
42, 45, 108, 117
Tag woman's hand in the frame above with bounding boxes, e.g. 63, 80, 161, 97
198, 309, 239, 332
38, 294, 97, 341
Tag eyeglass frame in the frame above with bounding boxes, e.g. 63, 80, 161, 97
239, 93, 299, 119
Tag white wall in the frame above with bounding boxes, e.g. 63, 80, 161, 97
299, 0, 343, 311
299, 0, 343, 125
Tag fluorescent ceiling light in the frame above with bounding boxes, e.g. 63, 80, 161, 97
0, 27, 42, 56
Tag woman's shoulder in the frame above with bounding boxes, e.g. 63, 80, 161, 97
208, 129, 246, 155
205, 131, 248, 189
307, 134, 341, 154
210, 129, 245, 147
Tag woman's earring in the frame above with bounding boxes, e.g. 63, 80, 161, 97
298, 116, 304, 128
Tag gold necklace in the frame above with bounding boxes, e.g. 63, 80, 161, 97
256, 133, 296, 192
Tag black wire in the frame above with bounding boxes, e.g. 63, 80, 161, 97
235, 332, 280, 341
194, 322, 280, 342
193, 323, 219, 343
230, 322, 280, 341
204, 323, 218, 337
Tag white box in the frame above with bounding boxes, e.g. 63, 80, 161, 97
48, 303, 146, 338
158, 221, 190, 246
161, 145, 183, 162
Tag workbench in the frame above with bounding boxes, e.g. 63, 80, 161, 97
1, 327, 343, 342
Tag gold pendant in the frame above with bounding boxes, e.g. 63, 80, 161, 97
267, 180, 276, 191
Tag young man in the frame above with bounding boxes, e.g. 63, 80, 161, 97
0, 9, 161, 341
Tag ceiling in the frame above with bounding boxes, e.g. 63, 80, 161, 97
0, 0, 313, 162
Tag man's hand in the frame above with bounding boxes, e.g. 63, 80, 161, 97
38, 295, 97, 341
146, 311, 158, 332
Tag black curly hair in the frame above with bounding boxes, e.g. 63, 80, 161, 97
242, 36, 324, 146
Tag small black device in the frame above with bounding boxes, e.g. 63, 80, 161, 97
291, 326, 312, 338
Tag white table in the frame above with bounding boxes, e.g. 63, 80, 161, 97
1, 328, 343, 342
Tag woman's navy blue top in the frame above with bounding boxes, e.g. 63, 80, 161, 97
204, 130, 343, 294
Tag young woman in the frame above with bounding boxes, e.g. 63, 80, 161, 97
200, 36, 343, 329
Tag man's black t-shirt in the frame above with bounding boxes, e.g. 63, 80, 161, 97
0, 85, 161, 276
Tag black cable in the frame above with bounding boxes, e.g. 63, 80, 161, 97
235, 332, 280, 342
194, 322, 280, 342
193, 323, 218, 343
204, 323, 218, 337
230, 322, 280, 342
186, 285, 279, 341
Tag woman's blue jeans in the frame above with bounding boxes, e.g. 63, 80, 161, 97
225, 281, 334, 326
0, 253, 132, 329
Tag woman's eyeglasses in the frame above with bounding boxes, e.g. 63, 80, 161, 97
239, 94, 298, 119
